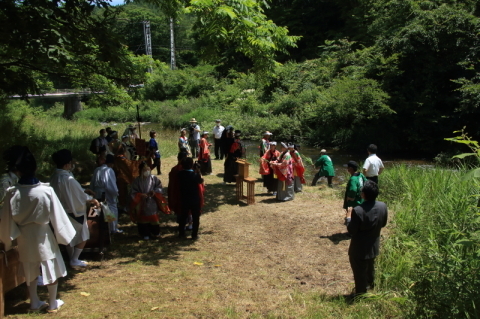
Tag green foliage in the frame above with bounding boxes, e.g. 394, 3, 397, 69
378, 165, 480, 318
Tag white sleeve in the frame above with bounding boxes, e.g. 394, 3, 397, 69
67, 177, 89, 217
363, 158, 370, 170
105, 168, 118, 198
48, 189, 75, 246
0, 191, 21, 250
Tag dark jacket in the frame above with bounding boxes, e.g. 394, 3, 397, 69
347, 200, 388, 259
178, 169, 203, 207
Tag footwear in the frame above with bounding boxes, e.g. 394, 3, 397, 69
70, 260, 88, 267
47, 299, 64, 313
143, 236, 150, 240
272, 192, 277, 196
191, 235, 199, 240
112, 229, 124, 234
28, 301, 48, 312
187, 224, 193, 231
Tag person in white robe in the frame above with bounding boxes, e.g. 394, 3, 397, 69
0, 146, 75, 312
50, 149, 99, 267
90, 154, 121, 233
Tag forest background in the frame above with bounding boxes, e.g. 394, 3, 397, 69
3, 0, 480, 156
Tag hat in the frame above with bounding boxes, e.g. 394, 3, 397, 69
215, 119, 221, 122
202, 131, 209, 135
347, 161, 359, 170
190, 118, 197, 123
263, 131, 273, 136
287, 143, 295, 149
320, 149, 326, 153
52, 149, 73, 168
281, 142, 288, 149
270, 141, 277, 146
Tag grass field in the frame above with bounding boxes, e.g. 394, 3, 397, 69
3, 157, 402, 319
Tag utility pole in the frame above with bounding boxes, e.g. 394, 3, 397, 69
143, 20, 153, 73
170, 17, 176, 70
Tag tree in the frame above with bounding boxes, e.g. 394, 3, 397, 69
0, 0, 140, 98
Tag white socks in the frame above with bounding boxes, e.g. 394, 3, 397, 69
28, 279, 41, 309
72, 248, 82, 262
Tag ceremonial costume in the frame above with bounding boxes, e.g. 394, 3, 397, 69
114, 154, 140, 209
178, 169, 204, 239
259, 149, 280, 192
0, 182, 75, 285
0, 171, 18, 218
50, 169, 91, 247
130, 174, 169, 238
312, 153, 335, 186
343, 172, 367, 210
90, 164, 119, 231
273, 151, 295, 201
198, 136, 212, 175
224, 137, 242, 183
289, 149, 306, 193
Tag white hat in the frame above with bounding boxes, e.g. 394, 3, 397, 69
263, 131, 273, 136
270, 141, 277, 146
281, 142, 288, 149
320, 149, 326, 153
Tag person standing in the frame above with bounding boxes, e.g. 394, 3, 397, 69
259, 142, 280, 194
188, 118, 201, 158
259, 131, 272, 157
148, 130, 161, 175
0, 145, 23, 217
343, 161, 367, 224
0, 146, 76, 312
178, 128, 190, 155
95, 129, 108, 156
362, 144, 384, 185
224, 130, 243, 184
178, 157, 204, 240
288, 143, 306, 193
90, 154, 121, 234
271, 142, 295, 201
212, 120, 225, 160
346, 180, 388, 297
130, 162, 167, 240
312, 149, 335, 187
168, 152, 188, 215
50, 149, 99, 267
198, 131, 213, 175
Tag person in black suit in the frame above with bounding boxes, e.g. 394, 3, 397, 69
178, 157, 204, 240
347, 180, 388, 296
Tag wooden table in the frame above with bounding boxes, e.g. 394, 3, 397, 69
0, 245, 25, 318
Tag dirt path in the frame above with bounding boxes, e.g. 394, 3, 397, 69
6, 157, 355, 318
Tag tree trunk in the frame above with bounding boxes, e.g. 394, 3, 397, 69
63, 96, 82, 119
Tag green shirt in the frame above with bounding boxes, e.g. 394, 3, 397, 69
315, 154, 335, 176
343, 172, 367, 209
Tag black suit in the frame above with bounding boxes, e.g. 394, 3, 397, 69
347, 200, 388, 294
178, 169, 204, 238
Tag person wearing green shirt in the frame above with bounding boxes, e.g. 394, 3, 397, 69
311, 149, 335, 187
344, 161, 367, 225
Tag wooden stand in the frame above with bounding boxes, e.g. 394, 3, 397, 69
235, 159, 256, 205
0, 244, 25, 318
84, 206, 111, 256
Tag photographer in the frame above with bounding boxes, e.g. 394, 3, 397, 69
188, 118, 201, 157
178, 157, 204, 240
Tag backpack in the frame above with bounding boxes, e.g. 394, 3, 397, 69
89, 138, 98, 154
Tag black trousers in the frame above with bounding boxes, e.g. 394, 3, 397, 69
349, 256, 375, 294
311, 173, 333, 186
214, 138, 224, 159
366, 176, 378, 184
152, 157, 161, 175
178, 205, 201, 238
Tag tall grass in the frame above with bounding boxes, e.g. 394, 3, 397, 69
377, 165, 480, 318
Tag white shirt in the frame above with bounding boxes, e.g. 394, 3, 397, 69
192, 124, 200, 141
213, 125, 225, 139
363, 154, 384, 177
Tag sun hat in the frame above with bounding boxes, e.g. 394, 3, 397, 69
270, 141, 277, 146
320, 149, 326, 153
263, 131, 273, 136
190, 118, 197, 123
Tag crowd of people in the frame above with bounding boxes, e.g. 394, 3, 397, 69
0, 120, 388, 312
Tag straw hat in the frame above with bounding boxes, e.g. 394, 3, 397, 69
190, 118, 197, 123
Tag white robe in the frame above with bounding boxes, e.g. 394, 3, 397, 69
90, 165, 119, 230
0, 183, 75, 284
50, 169, 91, 246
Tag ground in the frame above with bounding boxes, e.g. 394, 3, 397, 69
4, 156, 393, 318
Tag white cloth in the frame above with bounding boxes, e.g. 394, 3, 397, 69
363, 154, 384, 177
50, 169, 92, 246
191, 124, 200, 141
0, 183, 75, 284
0, 171, 18, 219
90, 164, 119, 230
213, 125, 225, 139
